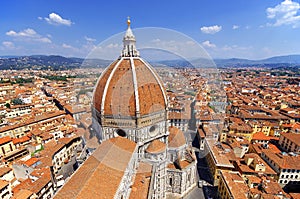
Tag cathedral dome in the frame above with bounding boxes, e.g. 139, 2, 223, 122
145, 139, 166, 154
93, 19, 167, 118
93, 57, 167, 117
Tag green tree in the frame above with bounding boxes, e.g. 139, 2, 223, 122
5, 103, 10, 108
12, 98, 24, 105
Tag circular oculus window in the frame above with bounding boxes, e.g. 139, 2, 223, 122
149, 125, 159, 137
116, 129, 126, 137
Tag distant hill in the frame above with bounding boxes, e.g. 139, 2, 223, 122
0, 54, 299, 70
0, 55, 111, 70
214, 55, 300, 67
151, 55, 300, 68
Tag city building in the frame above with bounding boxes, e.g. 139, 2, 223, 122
205, 139, 235, 186
0, 136, 16, 157
13, 168, 54, 199
261, 149, 300, 187
246, 175, 290, 199
234, 153, 277, 179
217, 171, 249, 199
0, 179, 12, 199
279, 132, 300, 153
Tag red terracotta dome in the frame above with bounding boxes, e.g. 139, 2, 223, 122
93, 20, 167, 118
145, 139, 166, 154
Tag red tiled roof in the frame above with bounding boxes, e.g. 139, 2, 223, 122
13, 169, 52, 195
12, 136, 30, 145
0, 179, 9, 190
221, 171, 249, 199
0, 110, 65, 133
168, 126, 186, 148
12, 189, 34, 199
252, 132, 270, 141
54, 137, 137, 199
0, 167, 12, 177
262, 149, 300, 169
0, 136, 12, 145
23, 158, 39, 167
268, 144, 281, 153
290, 193, 300, 199
129, 162, 152, 199
281, 132, 300, 146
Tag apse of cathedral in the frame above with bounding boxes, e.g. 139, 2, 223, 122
55, 18, 197, 199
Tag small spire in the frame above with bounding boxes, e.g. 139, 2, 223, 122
127, 16, 131, 27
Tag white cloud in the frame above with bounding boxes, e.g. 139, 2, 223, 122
6, 28, 37, 37
151, 38, 161, 43
62, 43, 73, 49
221, 44, 253, 53
2, 41, 15, 49
44, 13, 72, 26
232, 25, 239, 30
84, 36, 96, 42
37, 37, 52, 43
202, 40, 216, 48
106, 43, 120, 49
6, 28, 51, 43
200, 25, 222, 34
266, 0, 300, 28
186, 41, 195, 45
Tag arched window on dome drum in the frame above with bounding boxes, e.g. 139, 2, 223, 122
116, 129, 126, 137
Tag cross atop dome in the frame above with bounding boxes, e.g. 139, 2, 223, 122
121, 17, 140, 57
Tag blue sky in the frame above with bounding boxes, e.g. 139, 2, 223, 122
1, 0, 300, 59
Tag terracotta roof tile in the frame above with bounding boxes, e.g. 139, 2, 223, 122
0, 179, 9, 190
290, 193, 300, 199
134, 59, 166, 115
129, 162, 152, 199
23, 158, 39, 167
12, 189, 34, 199
54, 137, 136, 199
93, 60, 119, 114
13, 168, 51, 195
0, 166, 12, 177
262, 149, 300, 169
177, 160, 191, 169
281, 132, 300, 146
0, 136, 11, 145
145, 140, 166, 154
12, 136, 30, 145
252, 132, 271, 141
221, 171, 249, 199
168, 126, 186, 148
12, 189, 33, 199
